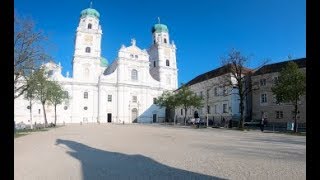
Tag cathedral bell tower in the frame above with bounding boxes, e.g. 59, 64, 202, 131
148, 18, 178, 90
72, 3, 103, 82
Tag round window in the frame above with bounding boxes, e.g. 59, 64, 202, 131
27, 106, 30, 109
64, 106, 68, 110
84, 106, 88, 110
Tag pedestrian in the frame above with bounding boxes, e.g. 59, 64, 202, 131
260, 117, 265, 132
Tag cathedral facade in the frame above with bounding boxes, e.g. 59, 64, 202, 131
14, 7, 178, 124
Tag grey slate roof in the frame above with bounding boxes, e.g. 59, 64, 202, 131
253, 58, 306, 76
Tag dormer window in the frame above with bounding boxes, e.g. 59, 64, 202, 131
85, 47, 91, 53
88, 23, 92, 29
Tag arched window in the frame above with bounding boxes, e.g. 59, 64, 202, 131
85, 47, 91, 53
164, 38, 167, 43
84, 92, 88, 99
166, 60, 170, 66
153, 61, 156, 67
88, 23, 92, 29
131, 69, 138, 80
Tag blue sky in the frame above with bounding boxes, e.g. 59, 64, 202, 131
14, 0, 305, 85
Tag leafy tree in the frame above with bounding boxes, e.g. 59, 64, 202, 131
31, 68, 51, 127
155, 91, 179, 124
175, 85, 203, 126
47, 81, 69, 126
14, 13, 50, 99
272, 62, 306, 132
23, 72, 38, 129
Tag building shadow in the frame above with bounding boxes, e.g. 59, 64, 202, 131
55, 139, 226, 180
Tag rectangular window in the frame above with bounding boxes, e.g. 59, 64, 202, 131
223, 104, 228, 113
261, 93, 267, 103
108, 95, 112, 102
214, 87, 218, 96
223, 86, 228, 96
153, 98, 157, 104
260, 79, 266, 86
132, 96, 137, 103
154, 61, 156, 67
200, 91, 203, 99
207, 106, 210, 114
206, 89, 210, 98
276, 111, 283, 119
215, 105, 217, 114
181, 109, 183, 115
84, 92, 88, 99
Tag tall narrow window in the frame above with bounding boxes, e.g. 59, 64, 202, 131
85, 47, 91, 53
166, 60, 170, 66
131, 69, 138, 80
154, 61, 156, 67
223, 104, 228, 113
214, 105, 217, 114
153, 98, 157, 104
84, 92, 88, 99
88, 23, 92, 29
181, 109, 183, 115
207, 106, 210, 114
164, 38, 167, 43
214, 87, 218, 96
108, 95, 112, 102
261, 93, 267, 103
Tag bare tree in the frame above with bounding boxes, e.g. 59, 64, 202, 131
14, 12, 50, 99
221, 49, 267, 129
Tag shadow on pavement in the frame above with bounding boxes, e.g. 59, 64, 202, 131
55, 139, 226, 180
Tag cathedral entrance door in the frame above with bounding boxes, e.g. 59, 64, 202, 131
107, 113, 112, 123
132, 108, 138, 123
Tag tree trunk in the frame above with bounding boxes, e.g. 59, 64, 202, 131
294, 102, 298, 133
239, 93, 244, 129
184, 108, 187, 126
29, 100, 33, 130
41, 102, 48, 127
54, 104, 57, 126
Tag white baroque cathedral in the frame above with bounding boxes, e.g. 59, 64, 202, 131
14, 6, 178, 124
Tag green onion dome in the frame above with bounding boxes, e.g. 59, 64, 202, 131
151, 24, 169, 33
80, 8, 100, 19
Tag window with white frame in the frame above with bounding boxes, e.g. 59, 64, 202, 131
214, 87, 218, 96
223, 104, 228, 113
276, 111, 283, 119
261, 93, 267, 103
260, 79, 266, 86
108, 95, 112, 102
131, 69, 138, 80
84, 92, 88, 99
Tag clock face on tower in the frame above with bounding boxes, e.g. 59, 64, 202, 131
84, 35, 93, 44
